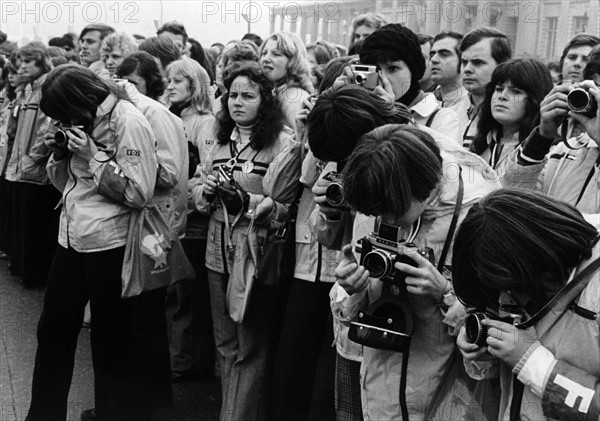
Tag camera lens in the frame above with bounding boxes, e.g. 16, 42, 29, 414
325, 183, 345, 207
465, 313, 488, 347
355, 73, 364, 84
363, 250, 393, 279
54, 130, 68, 148
568, 88, 593, 113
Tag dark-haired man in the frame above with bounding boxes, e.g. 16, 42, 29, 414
79, 24, 115, 78
459, 27, 511, 148
157, 21, 188, 55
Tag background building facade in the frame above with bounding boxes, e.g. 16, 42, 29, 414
269, 0, 600, 61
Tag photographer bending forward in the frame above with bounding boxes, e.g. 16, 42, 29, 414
453, 189, 600, 421
333, 125, 500, 420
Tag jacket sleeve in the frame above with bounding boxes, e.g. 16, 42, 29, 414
513, 341, 600, 420
89, 112, 157, 208
308, 207, 353, 250
262, 132, 302, 204
27, 113, 52, 163
153, 109, 186, 189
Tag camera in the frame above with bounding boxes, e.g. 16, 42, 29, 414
216, 165, 236, 187
54, 124, 84, 148
357, 223, 433, 281
322, 171, 346, 207
567, 87, 598, 117
465, 303, 526, 347
351, 64, 379, 90
348, 223, 434, 352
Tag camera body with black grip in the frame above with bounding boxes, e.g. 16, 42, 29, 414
54, 124, 85, 148
465, 302, 525, 347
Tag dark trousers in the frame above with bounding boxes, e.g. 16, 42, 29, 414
0, 177, 11, 255
25, 246, 172, 421
271, 278, 336, 421
11, 182, 60, 286
166, 238, 215, 375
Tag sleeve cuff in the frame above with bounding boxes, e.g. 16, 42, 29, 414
515, 342, 558, 397
519, 127, 554, 162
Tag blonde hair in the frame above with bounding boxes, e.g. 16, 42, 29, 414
165, 57, 212, 114
259, 31, 312, 92
100, 32, 137, 60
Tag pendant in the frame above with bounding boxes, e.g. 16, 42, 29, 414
242, 161, 254, 173
226, 157, 237, 170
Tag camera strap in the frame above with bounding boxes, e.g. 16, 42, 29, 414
517, 236, 600, 331
575, 152, 600, 206
436, 167, 464, 272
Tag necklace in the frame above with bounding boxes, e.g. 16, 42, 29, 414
227, 141, 260, 174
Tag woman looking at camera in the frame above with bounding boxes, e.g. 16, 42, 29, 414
191, 62, 300, 421
259, 31, 313, 129
471, 58, 553, 170
25, 64, 160, 421
453, 188, 600, 421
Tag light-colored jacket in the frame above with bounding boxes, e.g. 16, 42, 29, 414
192, 126, 301, 275
330, 129, 501, 420
294, 150, 341, 283
0, 89, 18, 176
46, 94, 158, 252
499, 130, 600, 214
181, 107, 218, 240
276, 84, 311, 131
128, 86, 189, 237
5, 74, 52, 184
465, 242, 600, 421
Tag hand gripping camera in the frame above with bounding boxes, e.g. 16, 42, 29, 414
567, 87, 598, 117
54, 124, 85, 148
322, 171, 346, 207
348, 223, 434, 352
350, 64, 379, 90
464, 298, 526, 347
216, 165, 236, 188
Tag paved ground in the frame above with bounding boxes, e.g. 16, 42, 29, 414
0, 258, 221, 421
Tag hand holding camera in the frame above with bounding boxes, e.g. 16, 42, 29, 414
482, 319, 539, 369
569, 80, 600, 146
313, 171, 349, 216
538, 84, 572, 139
335, 244, 371, 295
64, 125, 97, 161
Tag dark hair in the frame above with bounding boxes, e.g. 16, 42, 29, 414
41, 64, 128, 126
217, 62, 284, 150
79, 24, 115, 42
318, 56, 353, 93
48, 36, 75, 51
583, 45, 600, 80
417, 33, 433, 47
47, 46, 66, 58
472, 58, 553, 155
18, 41, 52, 75
116, 51, 165, 100
139, 36, 181, 70
431, 31, 463, 48
307, 84, 413, 162
459, 27, 511, 65
342, 124, 442, 217
242, 33, 263, 48
348, 39, 364, 56
452, 188, 598, 310
559, 34, 600, 73
157, 21, 188, 45
187, 38, 215, 84
4, 61, 19, 100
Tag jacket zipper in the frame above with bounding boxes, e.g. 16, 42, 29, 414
63, 153, 78, 249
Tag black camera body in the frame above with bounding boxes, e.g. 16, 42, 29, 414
358, 223, 432, 281
216, 165, 236, 187
348, 223, 434, 353
567, 87, 598, 117
351, 64, 379, 90
54, 124, 84, 148
465, 303, 525, 347
322, 171, 346, 207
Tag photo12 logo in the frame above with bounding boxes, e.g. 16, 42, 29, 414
0, 1, 140, 24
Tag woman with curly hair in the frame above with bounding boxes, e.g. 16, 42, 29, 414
259, 31, 313, 129
471, 58, 553, 170
191, 61, 300, 421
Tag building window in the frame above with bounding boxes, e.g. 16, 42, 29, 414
465, 4, 478, 33
573, 14, 589, 35
546, 17, 558, 58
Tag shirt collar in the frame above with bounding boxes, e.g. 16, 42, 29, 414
410, 92, 439, 118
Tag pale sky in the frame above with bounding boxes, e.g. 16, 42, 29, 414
0, 0, 300, 46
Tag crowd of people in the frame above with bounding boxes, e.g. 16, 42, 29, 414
0, 11, 599, 421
